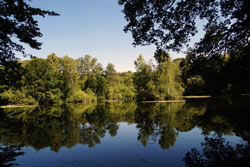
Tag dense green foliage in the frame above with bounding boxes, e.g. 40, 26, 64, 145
1, 48, 190, 105
181, 47, 250, 95
133, 53, 183, 101
0, 54, 138, 105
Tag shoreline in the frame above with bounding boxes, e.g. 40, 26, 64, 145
183, 96, 211, 99
1, 94, 249, 108
0, 104, 38, 109
141, 100, 185, 103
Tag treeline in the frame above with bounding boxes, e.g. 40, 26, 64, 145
0, 54, 135, 105
1, 47, 249, 105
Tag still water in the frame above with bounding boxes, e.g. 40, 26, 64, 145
0, 97, 250, 167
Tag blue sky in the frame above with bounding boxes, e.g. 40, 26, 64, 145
20, 0, 186, 72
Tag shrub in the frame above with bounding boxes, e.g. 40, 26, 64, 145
0, 89, 38, 105
67, 89, 97, 103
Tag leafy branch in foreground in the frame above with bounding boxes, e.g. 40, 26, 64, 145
119, 0, 250, 56
0, 0, 59, 64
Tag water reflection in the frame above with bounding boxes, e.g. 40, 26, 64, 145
0, 144, 24, 167
183, 96, 250, 166
0, 101, 207, 151
184, 134, 250, 167
135, 102, 206, 149
0, 97, 250, 165
192, 97, 250, 141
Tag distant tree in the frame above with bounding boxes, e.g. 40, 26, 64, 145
47, 53, 62, 76
105, 63, 116, 75
153, 50, 184, 100
60, 56, 94, 102
105, 63, 118, 86
134, 53, 183, 101
104, 63, 121, 100
0, 0, 59, 64
60, 56, 78, 95
133, 55, 156, 100
76, 55, 103, 77
155, 56, 184, 100
119, 71, 136, 100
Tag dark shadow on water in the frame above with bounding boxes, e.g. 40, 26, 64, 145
183, 134, 250, 167
0, 145, 24, 167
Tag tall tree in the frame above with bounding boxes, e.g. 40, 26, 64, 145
0, 0, 59, 64
60, 56, 79, 97
105, 63, 116, 76
155, 58, 184, 100
133, 55, 156, 100
134, 53, 183, 101
119, 71, 136, 100
76, 55, 103, 77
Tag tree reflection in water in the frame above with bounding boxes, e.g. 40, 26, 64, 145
183, 96, 250, 167
0, 96, 249, 165
0, 101, 206, 151
0, 145, 24, 167
184, 134, 250, 167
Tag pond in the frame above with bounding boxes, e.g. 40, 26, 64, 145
0, 96, 250, 167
